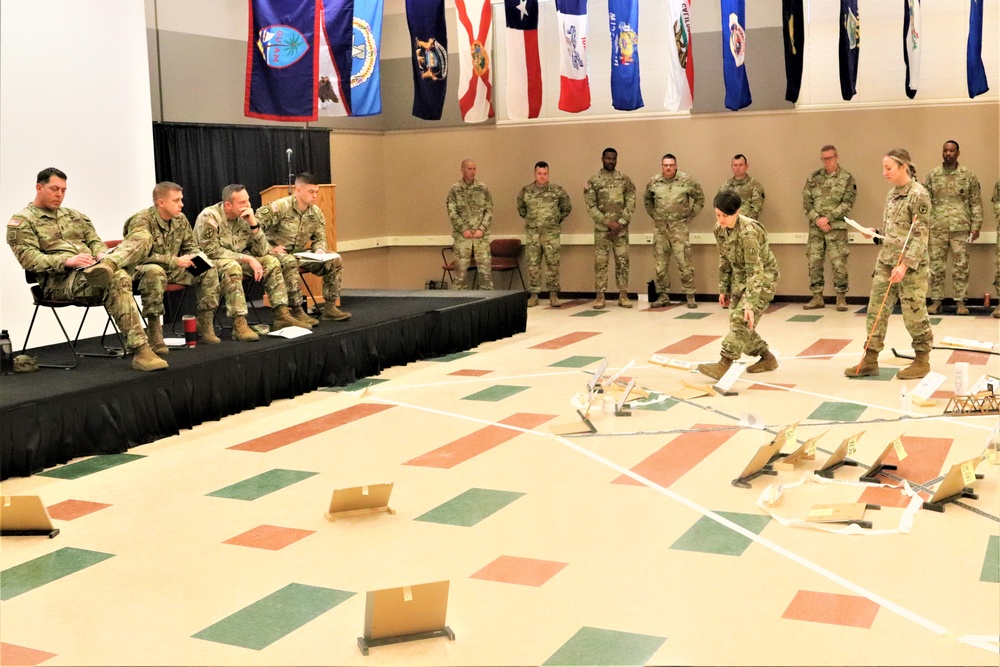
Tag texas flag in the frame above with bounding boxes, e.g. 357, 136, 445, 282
555, 0, 591, 113
456, 0, 495, 122
505, 0, 542, 120
663, 0, 694, 111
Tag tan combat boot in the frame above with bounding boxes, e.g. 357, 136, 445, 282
686, 294, 697, 309
747, 350, 778, 373
836, 292, 848, 311
955, 300, 969, 316
618, 291, 634, 308
527, 294, 539, 308
697, 356, 733, 381
197, 311, 221, 344
145, 317, 168, 356
649, 295, 670, 308
132, 343, 168, 371
272, 305, 306, 331
549, 293, 562, 308
321, 302, 352, 321
845, 350, 880, 378
896, 351, 930, 380
82, 258, 119, 287
232, 315, 259, 342
593, 294, 606, 309
803, 294, 825, 310
291, 304, 319, 327
927, 299, 942, 314
993, 304, 1000, 319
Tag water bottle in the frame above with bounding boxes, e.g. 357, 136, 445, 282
0, 329, 13, 375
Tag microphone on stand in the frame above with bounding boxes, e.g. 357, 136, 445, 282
286, 148, 293, 194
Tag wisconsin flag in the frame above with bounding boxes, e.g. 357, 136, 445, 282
967, 0, 989, 98
407, 0, 449, 120
456, 0, 495, 122
317, 0, 353, 117
351, 0, 383, 116
838, 0, 860, 101
782, 0, 804, 103
663, 0, 694, 112
555, 0, 591, 113
722, 0, 751, 111
505, 0, 542, 120
245, 0, 321, 121
902, 0, 920, 100
609, 0, 643, 111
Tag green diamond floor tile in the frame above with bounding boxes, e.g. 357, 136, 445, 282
674, 312, 710, 320
788, 314, 822, 322
414, 488, 525, 527
207, 469, 319, 501
549, 356, 606, 368
631, 392, 679, 411
323, 378, 390, 392
193, 583, 354, 650
429, 351, 477, 362
1, 547, 115, 600
669, 511, 771, 557
37, 454, 145, 480
572, 310, 609, 317
543, 626, 666, 666
807, 401, 867, 422
930, 317, 942, 325
462, 385, 530, 402
982, 535, 999, 583
851, 367, 898, 381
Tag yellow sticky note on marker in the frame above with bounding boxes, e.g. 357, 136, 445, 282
892, 438, 907, 461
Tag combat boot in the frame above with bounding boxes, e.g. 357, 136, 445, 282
747, 350, 778, 374
836, 292, 848, 312
618, 291, 633, 308
231, 315, 259, 342
896, 351, 930, 380
686, 294, 697, 309
197, 311, 221, 344
993, 304, 1000, 318
955, 300, 969, 316
82, 258, 119, 288
145, 317, 169, 356
593, 294, 605, 309
927, 299, 942, 314
845, 350, 880, 378
291, 304, 319, 326
649, 295, 670, 308
321, 302, 352, 321
131, 343, 168, 372
697, 356, 733, 381
272, 305, 306, 331
803, 294, 825, 310
549, 293, 562, 308
527, 294, 539, 308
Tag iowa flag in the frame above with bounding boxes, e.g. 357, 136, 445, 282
555, 0, 591, 113
902, 0, 920, 99
505, 0, 542, 120
722, 0, 751, 111
838, 0, 859, 101
663, 0, 694, 111
456, 0, 495, 123
245, 0, 321, 121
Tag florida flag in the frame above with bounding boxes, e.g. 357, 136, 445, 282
664, 0, 694, 111
505, 0, 542, 119
456, 0, 495, 122
555, 0, 591, 113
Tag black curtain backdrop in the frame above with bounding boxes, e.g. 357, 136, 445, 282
152, 123, 332, 217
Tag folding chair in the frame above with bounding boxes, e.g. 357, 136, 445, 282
299, 266, 320, 312
488, 238, 525, 290
441, 247, 476, 288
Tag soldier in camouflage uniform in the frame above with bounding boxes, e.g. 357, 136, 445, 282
446, 159, 493, 290
124, 182, 236, 354
194, 185, 313, 341
517, 161, 571, 308
846, 149, 932, 380
922, 140, 983, 315
697, 191, 780, 380
718, 154, 765, 220
585, 148, 636, 309
802, 145, 857, 311
6, 168, 166, 371
644, 153, 704, 308
993, 180, 1000, 318
256, 172, 350, 322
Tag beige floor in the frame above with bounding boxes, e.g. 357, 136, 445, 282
1, 294, 998, 666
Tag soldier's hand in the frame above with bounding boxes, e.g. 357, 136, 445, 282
240, 207, 257, 227
816, 216, 831, 233
719, 294, 730, 308
473, 230, 484, 238
246, 256, 264, 281
607, 220, 623, 235
462, 230, 474, 239
889, 264, 907, 284
969, 230, 980, 242
66, 253, 97, 269
271, 245, 287, 255
743, 308, 755, 330
176, 255, 195, 268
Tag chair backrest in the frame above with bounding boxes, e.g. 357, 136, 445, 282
490, 238, 522, 258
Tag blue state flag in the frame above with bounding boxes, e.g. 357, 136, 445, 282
608, 0, 642, 111
838, 0, 860, 100
721, 0, 751, 110
967, 0, 989, 98
351, 0, 383, 116
245, 0, 320, 121
406, 0, 449, 120
320, 0, 354, 115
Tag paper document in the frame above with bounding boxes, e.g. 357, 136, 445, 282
268, 326, 312, 339
295, 251, 341, 261
844, 217, 884, 239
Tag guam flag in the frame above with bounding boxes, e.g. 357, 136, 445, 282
505, 0, 542, 120
902, 0, 920, 99
555, 0, 591, 113
317, 0, 353, 117
351, 0, 383, 116
782, 0, 803, 103
456, 0, 495, 122
838, 0, 860, 101
245, 0, 321, 121
663, 0, 693, 112
609, 0, 643, 111
721, 0, 751, 111
967, 0, 989, 98
407, 0, 448, 120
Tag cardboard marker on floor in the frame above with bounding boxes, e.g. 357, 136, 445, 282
325, 483, 396, 521
713, 361, 746, 396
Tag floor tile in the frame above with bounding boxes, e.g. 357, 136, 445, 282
747, 382, 796, 391
414, 488, 525, 527
806, 401, 867, 422
530, 332, 601, 349
615, 425, 740, 487
36, 454, 144, 480
461, 385, 531, 402
655, 335, 720, 355
788, 314, 822, 323
448, 369, 493, 376
1, 548, 115, 601
674, 312, 710, 320
781, 590, 880, 628
549, 356, 605, 368
223, 525, 316, 551
947, 350, 992, 366
669, 512, 771, 557
542, 626, 666, 666
470, 555, 568, 587
207, 469, 319, 501
45, 500, 111, 521
323, 377, 390, 392
405, 413, 555, 468
796, 338, 852, 359
229, 403, 395, 452
630, 392, 678, 411
982, 535, 999, 584
764, 302, 789, 314
0, 643, 57, 666
571, 310, 609, 317
428, 351, 477, 362
857, 435, 954, 495
192, 583, 354, 650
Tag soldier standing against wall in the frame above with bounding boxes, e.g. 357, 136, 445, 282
585, 147, 636, 309
644, 154, 705, 308
446, 159, 493, 290
802, 145, 857, 311
923, 140, 983, 315
517, 161, 571, 308
718, 154, 764, 220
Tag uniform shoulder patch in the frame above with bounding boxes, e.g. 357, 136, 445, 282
7, 218, 21, 226
918, 203, 929, 215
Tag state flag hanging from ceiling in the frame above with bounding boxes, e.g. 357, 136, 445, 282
967, 0, 989, 98
407, 0, 449, 120
317, 0, 353, 117
902, 0, 921, 100
608, 0, 643, 111
838, 0, 860, 101
350, 0, 383, 116
555, 0, 591, 113
782, 0, 803, 103
721, 0, 751, 111
455, 0, 495, 123
505, 0, 543, 120
663, 0, 694, 111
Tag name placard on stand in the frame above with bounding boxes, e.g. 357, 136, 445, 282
358, 580, 454, 655
325, 483, 396, 521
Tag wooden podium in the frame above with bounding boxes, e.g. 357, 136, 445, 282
260, 184, 336, 307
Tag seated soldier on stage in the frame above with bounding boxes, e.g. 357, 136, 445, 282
255, 172, 351, 322
6, 167, 166, 371
193, 184, 314, 341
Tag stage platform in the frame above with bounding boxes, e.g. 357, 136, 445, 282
0, 289, 527, 480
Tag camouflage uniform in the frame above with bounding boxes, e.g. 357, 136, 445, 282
718, 175, 765, 220
124, 206, 237, 318
714, 215, 779, 361
863, 180, 932, 354
446, 180, 493, 289
993, 181, 1000, 297
644, 172, 705, 296
193, 202, 288, 315
7, 204, 151, 351
585, 169, 636, 293
922, 164, 983, 302
256, 195, 344, 306
517, 182, 571, 294
802, 165, 857, 294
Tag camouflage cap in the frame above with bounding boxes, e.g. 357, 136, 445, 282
13, 354, 39, 373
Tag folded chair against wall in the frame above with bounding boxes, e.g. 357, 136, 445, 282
488, 238, 525, 290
